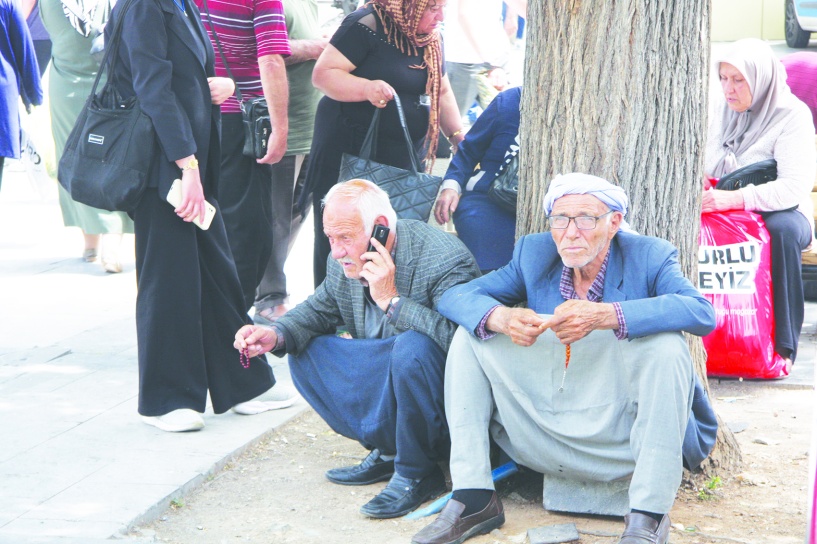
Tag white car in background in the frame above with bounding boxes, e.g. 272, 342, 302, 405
786, 0, 817, 47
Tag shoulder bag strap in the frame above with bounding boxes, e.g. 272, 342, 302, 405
200, 0, 243, 104
87, 0, 137, 98
358, 95, 421, 174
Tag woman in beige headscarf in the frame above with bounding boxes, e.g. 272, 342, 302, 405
293, 0, 464, 292
703, 38, 815, 370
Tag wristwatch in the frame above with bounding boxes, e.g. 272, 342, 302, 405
181, 158, 199, 171
385, 295, 401, 317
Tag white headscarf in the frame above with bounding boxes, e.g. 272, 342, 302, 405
543, 173, 635, 233
711, 38, 800, 177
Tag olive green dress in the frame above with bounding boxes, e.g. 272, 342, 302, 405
40, 0, 133, 234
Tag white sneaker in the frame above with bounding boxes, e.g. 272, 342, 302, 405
142, 409, 205, 432
231, 383, 300, 415
266, 381, 299, 402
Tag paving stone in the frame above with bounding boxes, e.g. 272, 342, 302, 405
542, 474, 629, 516
527, 523, 580, 544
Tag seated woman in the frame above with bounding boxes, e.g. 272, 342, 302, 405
435, 86, 520, 272
703, 38, 816, 369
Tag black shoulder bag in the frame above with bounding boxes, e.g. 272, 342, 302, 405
337, 95, 442, 222
714, 159, 777, 190
487, 141, 519, 213
202, 0, 271, 159
57, 0, 155, 212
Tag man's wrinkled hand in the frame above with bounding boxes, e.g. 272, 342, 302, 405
540, 300, 618, 344
257, 129, 287, 165
234, 325, 277, 357
360, 237, 397, 310
487, 307, 548, 346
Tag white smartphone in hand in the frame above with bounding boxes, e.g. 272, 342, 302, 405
166, 179, 216, 230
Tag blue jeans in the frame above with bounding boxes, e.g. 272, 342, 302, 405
289, 331, 449, 479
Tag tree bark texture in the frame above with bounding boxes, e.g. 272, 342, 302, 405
518, 0, 741, 473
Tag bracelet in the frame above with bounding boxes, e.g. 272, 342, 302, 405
447, 129, 463, 140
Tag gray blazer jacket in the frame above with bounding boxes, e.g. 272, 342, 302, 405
274, 219, 481, 354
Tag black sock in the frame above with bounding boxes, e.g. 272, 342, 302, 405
631, 509, 665, 523
451, 489, 494, 517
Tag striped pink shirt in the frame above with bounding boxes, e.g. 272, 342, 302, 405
195, 0, 290, 114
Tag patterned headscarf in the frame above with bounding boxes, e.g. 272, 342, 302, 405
60, 0, 110, 37
370, 0, 443, 170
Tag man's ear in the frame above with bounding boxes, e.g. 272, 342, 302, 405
374, 215, 390, 228
609, 211, 623, 237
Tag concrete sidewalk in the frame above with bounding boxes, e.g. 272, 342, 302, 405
0, 166, 314, 543
0, 158, 813, 543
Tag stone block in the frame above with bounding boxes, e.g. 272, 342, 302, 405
542, 474, 629, 516
527, 522, 580, 543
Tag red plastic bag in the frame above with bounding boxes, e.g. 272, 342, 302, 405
698, 210, 788, 379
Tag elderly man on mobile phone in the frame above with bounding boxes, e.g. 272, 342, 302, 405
235, 178, 480, 520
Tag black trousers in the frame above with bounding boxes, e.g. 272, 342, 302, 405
133, 189, 274, 416
219, 114, 273, 311
254, 154, 307, 310
763, 208, 812, 361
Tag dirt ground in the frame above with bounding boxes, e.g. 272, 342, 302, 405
134, 379, 813, 544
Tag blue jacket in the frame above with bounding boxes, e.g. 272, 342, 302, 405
444, 86, 521, 193
0, 0, 43, 158
440, 230, 716, 339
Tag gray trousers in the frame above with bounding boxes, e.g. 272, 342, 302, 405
445, 326, 694, 514
254, 154, 307, 311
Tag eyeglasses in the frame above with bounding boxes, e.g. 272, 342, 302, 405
547, 210, 613, 230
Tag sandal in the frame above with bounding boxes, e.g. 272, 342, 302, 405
102, 258, 122, 274
83, 248, 98, 262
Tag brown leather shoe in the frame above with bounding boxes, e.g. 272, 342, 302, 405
618, 512, 670, 544
412, 492, 505, 544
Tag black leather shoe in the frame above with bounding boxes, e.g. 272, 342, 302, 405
325, 448, 395, 486
412, 492, 504, 544
618, 513, 670, 544
359, 466, 446, 519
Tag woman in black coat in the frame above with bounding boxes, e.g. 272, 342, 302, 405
106, 0, 281, 431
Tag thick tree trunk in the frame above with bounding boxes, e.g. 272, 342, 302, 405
518, 0, 741, 473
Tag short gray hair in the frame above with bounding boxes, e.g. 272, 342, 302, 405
322, 179, 398, 233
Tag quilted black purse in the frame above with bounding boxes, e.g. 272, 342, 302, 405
57, 0, 154, 212
487, 142, 519, 213
338, 95, 442, 222
714, 159, 777, 190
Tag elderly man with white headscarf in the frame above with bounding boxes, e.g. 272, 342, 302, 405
414, 173, 716, 544
703, 38, 816, 371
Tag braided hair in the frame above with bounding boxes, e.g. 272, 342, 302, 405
369, 0, 443, 170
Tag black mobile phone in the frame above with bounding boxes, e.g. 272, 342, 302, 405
367, 225, 390, 252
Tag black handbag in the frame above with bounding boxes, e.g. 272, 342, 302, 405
487, 143, 519, 213
715, 159, 777, 190
202, 0, 271, 159
338, 95, 442, 222
57, 0, 154, 212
